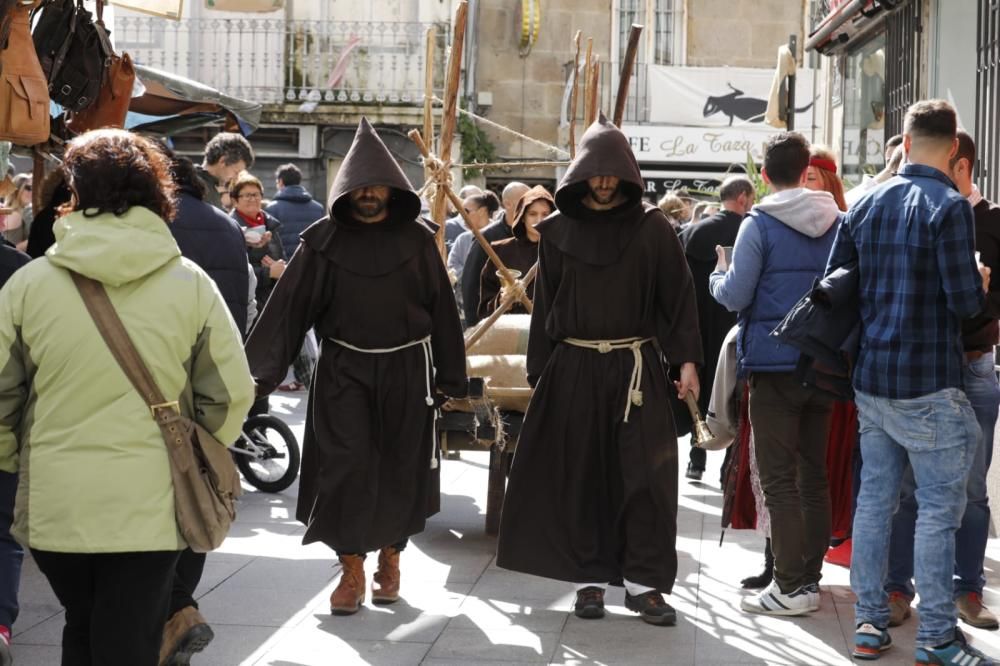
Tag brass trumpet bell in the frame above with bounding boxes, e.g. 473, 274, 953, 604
683, 393, 716, 448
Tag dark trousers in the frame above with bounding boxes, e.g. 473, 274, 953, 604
749, 372, 833, 593
32, 549, 181, 666
0, 471, 22, 627
170, 548, 206, 616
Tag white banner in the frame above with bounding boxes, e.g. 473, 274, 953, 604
647, 65, 818, 130
622, 124, 779, 166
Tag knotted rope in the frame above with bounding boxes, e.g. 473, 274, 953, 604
562, 337, 655, 423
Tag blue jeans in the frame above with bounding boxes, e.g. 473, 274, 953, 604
852, 388, 979, 646
885, 354, 1000, 598
0, 471, 22, 628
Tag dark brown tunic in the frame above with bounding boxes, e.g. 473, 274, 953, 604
495, 116, 702, 592
245, 119, 466, 553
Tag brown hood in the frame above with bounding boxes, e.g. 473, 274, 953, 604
511, 185, 555, 241
328, 117, 422, 225
555, 113, 644, 219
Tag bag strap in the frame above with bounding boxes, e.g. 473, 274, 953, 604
69, 271, 179, 422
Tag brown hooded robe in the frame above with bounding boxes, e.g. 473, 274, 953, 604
245, 118, 467, 554
495, 116, 702, 592
477, 186, 554, 318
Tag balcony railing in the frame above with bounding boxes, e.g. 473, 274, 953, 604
111, 17, 451, 107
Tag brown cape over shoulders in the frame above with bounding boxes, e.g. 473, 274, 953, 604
245, 118, 466, 553
496, 115, 702, 593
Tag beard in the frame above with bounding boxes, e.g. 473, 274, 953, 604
349, 196, 389, 219
587, 185, 618, 204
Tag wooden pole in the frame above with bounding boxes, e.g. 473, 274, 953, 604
465, 263, 538, 351
423, 26, 436, 154
431, 0, 469, 262
568, 30, 582, 159
585, 54, 601, 126
582, 38, 593, 129
409, 130, 534, 313
613, 24, 644, 127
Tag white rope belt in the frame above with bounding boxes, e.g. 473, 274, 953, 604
563, 337, 655, 423
330, 335, 440, 469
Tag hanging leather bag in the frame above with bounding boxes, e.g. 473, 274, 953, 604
66, 51, 135, 132
0, 0, 51, 145
32, 0, 112, 112
70, 271, 242, 553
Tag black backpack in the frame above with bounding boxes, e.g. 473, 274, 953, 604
32, 0, 112, 112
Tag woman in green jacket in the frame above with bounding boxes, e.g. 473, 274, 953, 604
0, 130, 255, 666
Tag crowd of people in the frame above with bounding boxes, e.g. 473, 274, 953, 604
0, 96, 994, 666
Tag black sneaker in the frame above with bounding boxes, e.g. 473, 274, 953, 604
625, 590, 677, 626
573, 586, 605, 619
685, 462, 704, 481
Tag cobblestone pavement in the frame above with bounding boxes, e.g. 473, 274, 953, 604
11, 392, 1000, 664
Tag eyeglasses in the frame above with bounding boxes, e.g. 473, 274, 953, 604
237, 192, 262, 201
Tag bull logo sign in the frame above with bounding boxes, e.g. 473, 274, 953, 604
702, 83, 815, 126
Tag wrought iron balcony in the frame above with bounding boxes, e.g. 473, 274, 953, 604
111, 16, 450, 107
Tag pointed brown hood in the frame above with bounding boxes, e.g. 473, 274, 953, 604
539, 115, 653, 266
301, 118, 432, 277
511, 185, 555, 241
328, 117, 422, 224
555, 113, 644, 219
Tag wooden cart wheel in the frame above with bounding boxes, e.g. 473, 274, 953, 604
485, 444, 507, 536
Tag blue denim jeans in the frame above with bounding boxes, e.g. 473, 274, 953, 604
852, 388, 979, 647
885, 354, 1000, 598
0, 471, 22, 628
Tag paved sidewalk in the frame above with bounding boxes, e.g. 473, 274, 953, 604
11, 392, 1000, 665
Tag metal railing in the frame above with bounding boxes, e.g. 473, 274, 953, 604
111, 16, 450, 106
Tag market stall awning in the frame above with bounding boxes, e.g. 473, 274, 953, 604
126, 64, 262, 135
805, 0, 912, 54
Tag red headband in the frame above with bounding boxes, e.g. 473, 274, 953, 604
810, 157, 838, 174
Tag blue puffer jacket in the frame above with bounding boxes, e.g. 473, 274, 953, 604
265, 185, 326, 259
709, 188, 842, 376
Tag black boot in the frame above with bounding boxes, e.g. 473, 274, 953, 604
740, 539, 774, 589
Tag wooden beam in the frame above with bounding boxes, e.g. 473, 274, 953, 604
431, 0, 469, 263
585, 54, 600, 127
613, 24, 643, 127
568, 30, 582, 159
464, 263, 538, 351
582, 38, 593, 129
423, 25, 436, 154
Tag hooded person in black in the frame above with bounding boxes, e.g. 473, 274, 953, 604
245, 118, 467, 616
477, 185, 554, 318
495, 115, 702, 626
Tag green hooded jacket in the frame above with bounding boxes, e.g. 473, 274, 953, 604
0, 207, 255, 553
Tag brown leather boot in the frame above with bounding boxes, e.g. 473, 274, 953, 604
330, 555, 366, 615
371, 547, 401, 605
158, 606, 214, 666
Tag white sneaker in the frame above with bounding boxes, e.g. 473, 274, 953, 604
741, 580, 820, 616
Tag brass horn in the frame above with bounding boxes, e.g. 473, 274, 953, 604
684, 393, 715, 448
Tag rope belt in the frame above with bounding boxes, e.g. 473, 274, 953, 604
563, 337, 655, 423
330, 335, 439, 469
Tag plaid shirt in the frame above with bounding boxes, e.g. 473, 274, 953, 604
827, 163, 984, 399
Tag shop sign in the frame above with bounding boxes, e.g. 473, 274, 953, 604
621, 124, 774, 166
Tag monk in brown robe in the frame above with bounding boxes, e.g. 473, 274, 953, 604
496, 115, 702, 626
478, 185, 554, 318
245, 118, 467, 616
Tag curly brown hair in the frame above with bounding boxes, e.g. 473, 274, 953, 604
61, 129, 177, 221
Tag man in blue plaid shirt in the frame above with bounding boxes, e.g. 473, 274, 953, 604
826, 100, 994, 665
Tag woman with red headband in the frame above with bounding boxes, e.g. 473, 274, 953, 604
804, 147, 857, 569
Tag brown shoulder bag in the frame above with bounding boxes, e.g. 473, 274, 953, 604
0, 0, 50, 146
70, 271, 241, 553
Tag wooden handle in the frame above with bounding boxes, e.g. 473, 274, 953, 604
613, 24, 644, 127
568, 31, 583, 159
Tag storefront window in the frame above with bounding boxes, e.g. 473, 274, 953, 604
841, 34, 886, 186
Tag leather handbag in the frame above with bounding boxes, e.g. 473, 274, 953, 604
66, 51, 136, 133
0, 0, 50, 146
70, 271, 242, 553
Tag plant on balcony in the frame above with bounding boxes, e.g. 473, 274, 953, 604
457, 101, 496, 179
